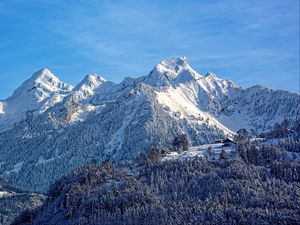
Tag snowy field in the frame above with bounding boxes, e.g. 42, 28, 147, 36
162, 143, 234, 161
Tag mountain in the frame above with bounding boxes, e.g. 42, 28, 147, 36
0, 56, 299, 192
72, 73, 107, 100
0, 68, 73, 130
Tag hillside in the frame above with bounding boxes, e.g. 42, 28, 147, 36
12, 134, 300, 225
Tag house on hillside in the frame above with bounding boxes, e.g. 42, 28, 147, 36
213, 138, 235, 147
222, 138, 236, 147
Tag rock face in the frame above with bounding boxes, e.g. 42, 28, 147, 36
0, 56, 299, 192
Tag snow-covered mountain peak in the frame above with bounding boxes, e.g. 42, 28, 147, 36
204, 72, 217, 78
73, 73, 108, 99
31, 68, 57, 82
144, 56, 202, 86
0, 69, 73, 130
8, 68, 72, 102
158, 56, 189, 72
84, 73, 106, 83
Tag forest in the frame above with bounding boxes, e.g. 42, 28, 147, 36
12, 121, 300, 225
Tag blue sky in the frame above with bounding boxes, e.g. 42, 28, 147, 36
0, 0, 299, 99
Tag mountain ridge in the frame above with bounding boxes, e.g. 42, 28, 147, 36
0, 56, 299, 192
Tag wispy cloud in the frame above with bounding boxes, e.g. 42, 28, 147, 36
0, 0, 299, 98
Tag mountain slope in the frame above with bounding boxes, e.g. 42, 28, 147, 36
218, 85, 300, 133
0, 56, 299, 193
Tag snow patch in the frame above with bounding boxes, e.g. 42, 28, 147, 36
37, 156, 56, 165
155, 86, 234, 135
162, 143, 233, 161
0, 191, 15, 198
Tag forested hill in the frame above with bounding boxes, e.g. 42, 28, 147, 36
12, 130, 300, 225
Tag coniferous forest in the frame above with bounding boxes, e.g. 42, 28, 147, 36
12, 122, 300, 225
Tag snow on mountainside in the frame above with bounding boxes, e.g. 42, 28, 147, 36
162, 143, 233, 161
0, 56, 299, 193
58, 73, 114, 123
0, 68, 73, 130
218, 85, 300, 133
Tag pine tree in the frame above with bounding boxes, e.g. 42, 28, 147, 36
220, 149, 227, 160
181, 134, 191, 152
148, 147, 161, 164
172, 134, 191, 152
205, 146, 214, 159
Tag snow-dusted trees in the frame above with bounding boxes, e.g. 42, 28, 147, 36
13, 146, 300, 225
234, 128, 250, 143
148, 147, 161, 164
220, 149, 227, 160
172, 133, 191, 152
260, 118, 300, 139
205, 146, 214, 159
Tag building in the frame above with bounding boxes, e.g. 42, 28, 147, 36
222, 138, 236, 147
